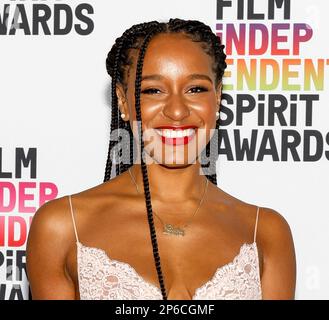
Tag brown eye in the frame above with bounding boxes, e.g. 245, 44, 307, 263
141, 88, 161, 94
188, 86, 208, 93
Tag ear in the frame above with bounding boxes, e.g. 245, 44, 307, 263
115, 83, 129, 120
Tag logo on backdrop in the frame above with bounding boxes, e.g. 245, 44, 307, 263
0, 147, 58, 299
216, 0, 329, 162
0, 0, 94, 35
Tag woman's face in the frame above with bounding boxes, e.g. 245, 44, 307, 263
116, 32, 222, 168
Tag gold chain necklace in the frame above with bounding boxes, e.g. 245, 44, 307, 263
128, 167, 209, 236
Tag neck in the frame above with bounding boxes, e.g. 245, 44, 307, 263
128, 161, 209, 203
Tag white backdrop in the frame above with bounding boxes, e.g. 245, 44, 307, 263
0, 0, 328, 299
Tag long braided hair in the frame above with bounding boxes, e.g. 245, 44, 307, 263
104, 18, 227, 300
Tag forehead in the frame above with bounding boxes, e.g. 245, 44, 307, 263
135, 33, 214, 78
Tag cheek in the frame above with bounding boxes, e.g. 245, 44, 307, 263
137, 98, 163, 128
195, 103, 217, 128
127, 92, 158, 120
195, 105, 218, 144
128, 104, 158, 142
190, 94, 217, 114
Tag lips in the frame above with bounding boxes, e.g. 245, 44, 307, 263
155, 125, 198, 130
153, 125, 197, 146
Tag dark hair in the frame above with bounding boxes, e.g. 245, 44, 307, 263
104, 18, 227, 300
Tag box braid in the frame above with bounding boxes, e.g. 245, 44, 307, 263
104, 18, 227, 300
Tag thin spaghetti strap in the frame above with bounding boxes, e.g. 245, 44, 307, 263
68, 195, 80, 243
253, 206, 260, 243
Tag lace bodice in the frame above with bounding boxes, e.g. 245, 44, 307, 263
69, 195, 262, 300
77, 241, 262, 300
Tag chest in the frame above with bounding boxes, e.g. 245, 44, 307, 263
66, 199, 262, 299
75, 241, 262, 300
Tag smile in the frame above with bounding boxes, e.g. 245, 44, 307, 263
154, 128, 196, 146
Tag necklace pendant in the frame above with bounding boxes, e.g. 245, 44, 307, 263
163, 224, 185, 236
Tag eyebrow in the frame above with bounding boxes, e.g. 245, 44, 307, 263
141, 73, 213, 83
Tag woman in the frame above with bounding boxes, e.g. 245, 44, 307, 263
26, 18, 296, 300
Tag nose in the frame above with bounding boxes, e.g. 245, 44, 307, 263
162, 93, 190, 121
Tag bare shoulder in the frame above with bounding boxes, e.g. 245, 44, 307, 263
257, 206, 295, 248
27, 194, 74, 251
211, 186, 296, 299
26, 194, 78, 299
27, 178, 119, 246
26, 176, 124, 299
27, 174, 128, 254
26, 194, 78, 276
213, 185, 294, 243
256, 206, 296, 299
217, 185, 296, 298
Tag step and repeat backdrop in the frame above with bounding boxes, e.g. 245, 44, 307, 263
0, 0, 328, 299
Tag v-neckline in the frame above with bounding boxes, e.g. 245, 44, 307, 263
76, 241, 259, 300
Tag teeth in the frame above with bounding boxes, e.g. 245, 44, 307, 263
155, 128, 195, 138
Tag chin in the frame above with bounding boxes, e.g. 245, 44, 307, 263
154, 154, 199, 167
158, 162, 193, 169
143, 147, 200, 167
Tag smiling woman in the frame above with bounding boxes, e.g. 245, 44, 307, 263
26, 18, 296, 300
